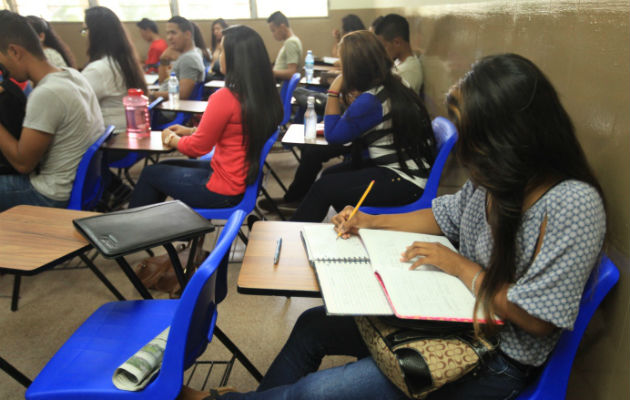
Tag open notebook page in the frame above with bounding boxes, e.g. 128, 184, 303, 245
302, 224, 369, 262
315, 261, 392, 316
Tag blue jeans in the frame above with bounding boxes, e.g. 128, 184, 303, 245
128, 159, 243, 209
0, 174, 67, 212
220, 307, 535, 400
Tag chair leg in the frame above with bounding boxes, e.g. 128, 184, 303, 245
238, 229, 248, 246
264, 161, 288, 194
260, 186, 287, 221
115, 257, 153, 299
213, 325, 263, 382
290, 146, 301, 162
79, 253, 125, 301
0, 356, 31, 388
11, 275, 21, 312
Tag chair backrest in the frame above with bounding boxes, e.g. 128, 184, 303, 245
359, 116, 457, 214
516, 254, 619, 399
190, 81, 205, 101
147, 209, 245, 398
280, 73, 301, 125
193, 128, 279, 220
67, 125, 115, 210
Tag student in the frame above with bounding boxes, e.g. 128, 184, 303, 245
192, 22, 212, 70
267, 11, 303, 81
374, 14, 423, 94
153, 16, 205, 101
26, 16, 76, 69
178, 54, 607, 400
331, 14, 365, 58
209, 18, 228, 78
369, 15, 384, 33
82, 6, 147, 132
290, 31, 436, 222
136, 17, 167, 73
128, 25, 283, 208
0, 10, 103, 211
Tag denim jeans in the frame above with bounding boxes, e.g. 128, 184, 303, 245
0, 174, 67, 212
128, 159, 243, 209
220, 306, 535, 400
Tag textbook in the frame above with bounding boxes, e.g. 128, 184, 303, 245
301, 224, 492, 323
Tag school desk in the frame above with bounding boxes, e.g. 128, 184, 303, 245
281, 123, 329, 147
102, 130, 173, 154
157, 99, 207, 114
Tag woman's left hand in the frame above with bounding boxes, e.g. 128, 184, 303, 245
329, 74, 344, 93
161, 129, 173, 144
401, 241, 473, 277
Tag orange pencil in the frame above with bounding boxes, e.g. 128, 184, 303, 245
337, 180, 375, 239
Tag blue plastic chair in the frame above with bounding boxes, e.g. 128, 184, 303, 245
360, 116, 458, 215
515, 254, 619, 400
25, 209, 246, 400
280, 73, 301, 126
152, 81, 205, 131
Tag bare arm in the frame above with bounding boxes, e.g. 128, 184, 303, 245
179, 78, 196, 100
273, 63, 298, 81
0, 124, 52, 174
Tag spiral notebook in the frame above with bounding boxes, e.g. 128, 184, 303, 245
302, 225, 496, 323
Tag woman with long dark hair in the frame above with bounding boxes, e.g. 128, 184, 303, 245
291, 30, 436, 222
210, 18, 228, 76
82, 6, 147, 131
26, 15, 76, 68
192, 22, 211, 69
129, 25, 283, 208
178, 54, 607, 400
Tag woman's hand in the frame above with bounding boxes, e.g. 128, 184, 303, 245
332, 206, 374, 239
161, 128, 173, 144
168, 124, 193, 136
401, 241, 477, 277
329, 74, 344, 93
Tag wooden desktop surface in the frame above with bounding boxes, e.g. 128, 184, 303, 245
0, 206, 98, 272
102, 131, 173, 153
282, 124, 329, 146
158, 100, 207, 114
238, 221, 320, 297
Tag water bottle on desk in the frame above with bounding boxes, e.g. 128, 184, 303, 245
304, 96, 317, 143
167, 72, 179, 106
304, 50, 314, 84
123, 89, 150, 138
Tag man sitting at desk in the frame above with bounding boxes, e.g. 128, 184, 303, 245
374, 14, 423, 94
0, 10, 103, 212
268, 11, 303, 81
137, 17, 168, 74
152, 16, 204, 101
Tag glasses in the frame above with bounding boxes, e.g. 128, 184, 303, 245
80, 27, 88, 37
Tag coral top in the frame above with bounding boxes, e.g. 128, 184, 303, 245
177, 87, 247, 196
146, 39, 168, 73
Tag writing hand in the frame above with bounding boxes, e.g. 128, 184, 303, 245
332, 206, 372, 239
401, 241, 474, 276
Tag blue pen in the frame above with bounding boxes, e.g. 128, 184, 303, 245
273, 237, 282, 265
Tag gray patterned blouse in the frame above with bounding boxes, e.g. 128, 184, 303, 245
432, 179, 606, 366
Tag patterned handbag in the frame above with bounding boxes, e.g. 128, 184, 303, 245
355, 316, 497, 399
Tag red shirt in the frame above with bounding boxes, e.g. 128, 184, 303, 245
177, 88, 248, 196
145, 39, 168, 73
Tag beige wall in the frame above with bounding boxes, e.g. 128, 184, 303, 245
51, 1, 629, 398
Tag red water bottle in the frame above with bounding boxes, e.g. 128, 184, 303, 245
123, 88, 150, 138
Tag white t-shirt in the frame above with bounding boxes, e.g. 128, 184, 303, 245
395, 54, 423, 94
23, 68, 104, 201
82, 56, 127, 131
43, 47, 67, 68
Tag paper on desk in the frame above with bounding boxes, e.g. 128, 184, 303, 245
112, 327, 169, 391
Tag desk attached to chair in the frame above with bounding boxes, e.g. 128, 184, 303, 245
157, 100, 207, 114
102, 131, 173, 154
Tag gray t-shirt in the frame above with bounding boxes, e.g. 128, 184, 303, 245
160, 48, 205, 94
23, 68, 104, 201
274, 35, 303, 72
432, 180, 606, 366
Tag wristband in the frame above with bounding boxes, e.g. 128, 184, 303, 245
327, 90, 340, 97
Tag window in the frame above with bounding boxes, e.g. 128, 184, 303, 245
179, 0, 250, 20
15, 0, 90, 22
256, 0, 328, 19
97, 0, 171, 21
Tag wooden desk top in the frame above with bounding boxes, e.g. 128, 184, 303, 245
158, 100, 207, 114
205, 80, 225, 88
0, 206, 98, 273
238, 221, 320, 297
102, 131, 173, 153
282, 124, 328, 146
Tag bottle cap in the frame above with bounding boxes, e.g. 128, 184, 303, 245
170, 72, 176, 76
127, 88, 144, 96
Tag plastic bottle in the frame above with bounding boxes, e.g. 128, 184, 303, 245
304, 96, 317, 142
123, 88, 150, 138
167, 72, 179, 106
304, 50, 314, 84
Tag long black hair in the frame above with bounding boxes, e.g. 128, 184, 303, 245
211, 18, 228, 53
339, 30, 435, 177
192, 22, 211, 65
84, 6, 146, 93
222, 25, 283, 185
26, 15, 76, 68
446, 53, 604, 335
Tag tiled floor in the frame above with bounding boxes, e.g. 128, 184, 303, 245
0, 146, 351, 399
